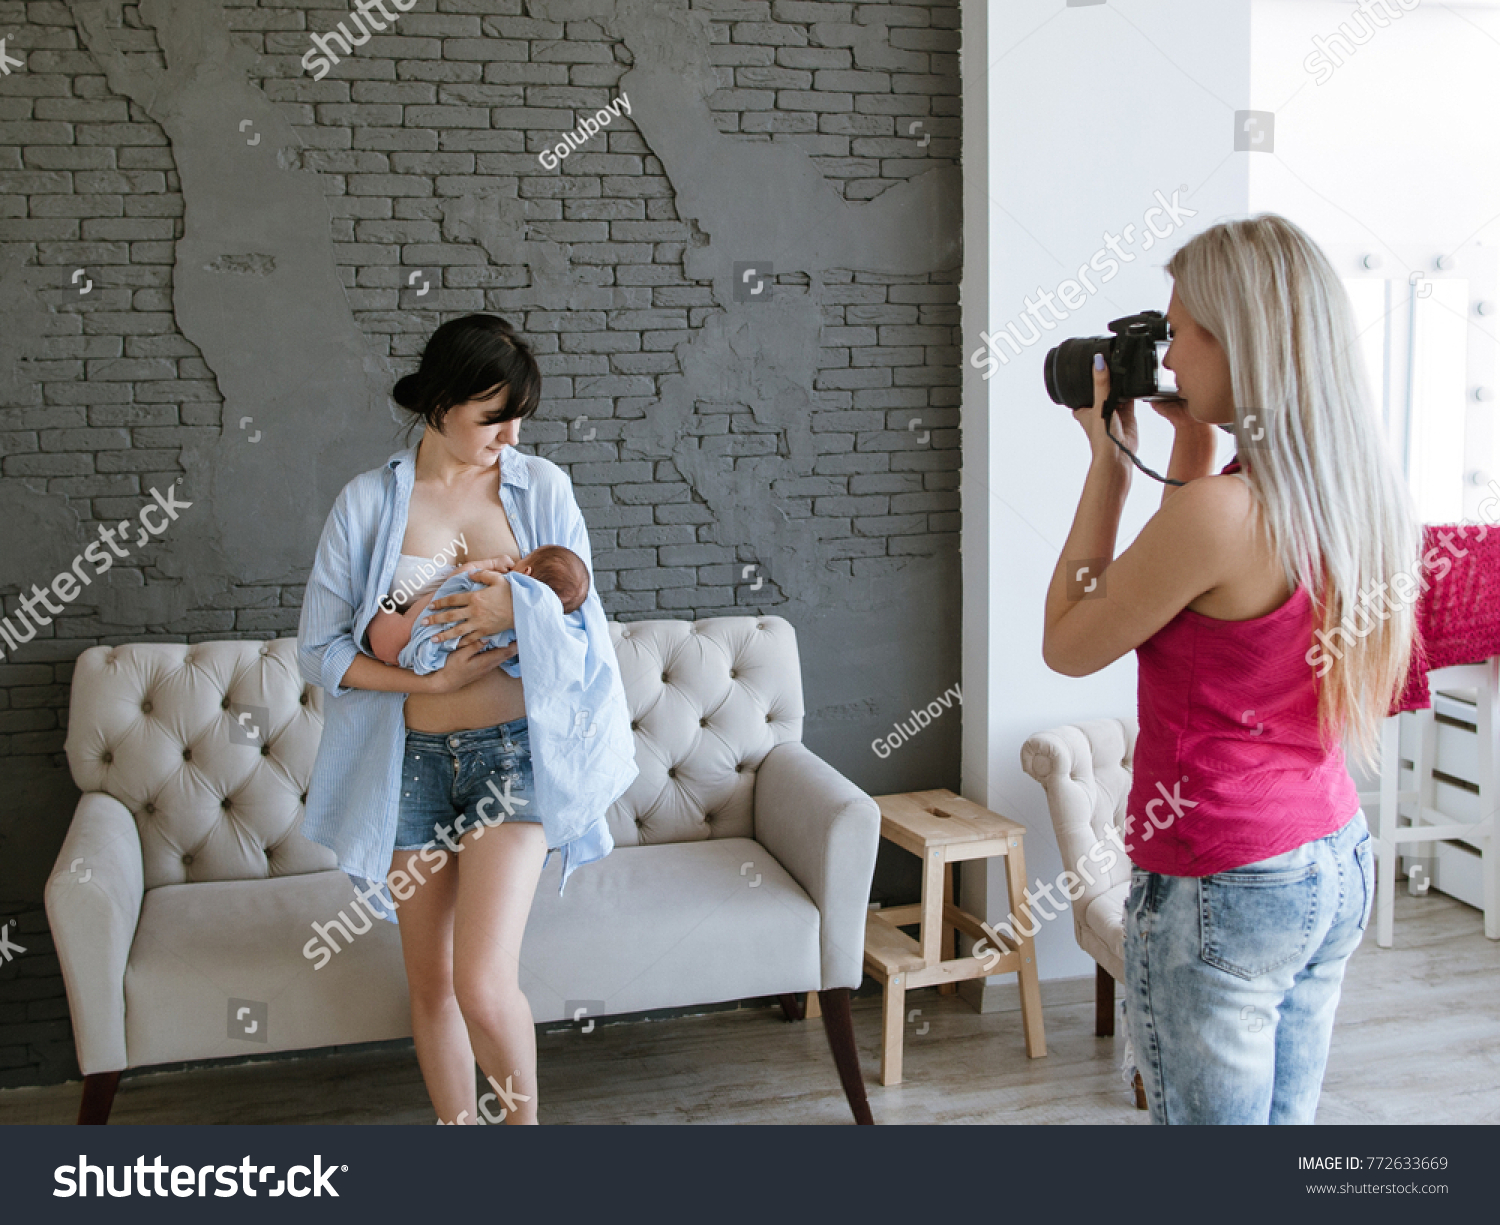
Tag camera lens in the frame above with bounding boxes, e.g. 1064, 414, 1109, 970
1044, 338, 1110, 409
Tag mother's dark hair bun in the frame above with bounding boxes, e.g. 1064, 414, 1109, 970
393, 314, 542, 434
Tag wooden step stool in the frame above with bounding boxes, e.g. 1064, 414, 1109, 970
862, 789, 1047, 1085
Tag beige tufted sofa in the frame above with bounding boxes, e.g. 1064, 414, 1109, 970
1019, 717, 1137, 1039
46, 616, 882, 1124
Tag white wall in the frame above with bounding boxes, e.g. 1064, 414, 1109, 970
962, 0, 1253, 989
1250, 0, 1500, 247
1249, 0, 1500, 520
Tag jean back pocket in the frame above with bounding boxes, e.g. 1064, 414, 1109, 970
1198, 863, 1321, 981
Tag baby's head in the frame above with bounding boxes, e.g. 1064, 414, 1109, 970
517, 545, 590, 614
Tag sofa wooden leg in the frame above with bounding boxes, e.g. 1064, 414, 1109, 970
816, 988, 874, 1125
78, 1071, 121, 1125
1095, 963, 1115, 1038
778, 992, 805, 1022
1133, 1070, 1148, 1111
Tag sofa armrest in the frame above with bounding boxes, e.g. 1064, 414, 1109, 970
754, 741, 880, 991
43, 792, 145, 1075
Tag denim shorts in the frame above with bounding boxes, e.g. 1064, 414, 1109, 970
1123, 809, 1374, 1125
393, 717, 542, 852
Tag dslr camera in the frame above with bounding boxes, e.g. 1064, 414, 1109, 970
1043, 310, 1179, 424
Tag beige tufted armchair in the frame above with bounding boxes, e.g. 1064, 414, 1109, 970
1019, 717, 1137, 1042
46, 617, 882, 1124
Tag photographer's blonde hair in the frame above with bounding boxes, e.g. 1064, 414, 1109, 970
1166, 214, 1419, 772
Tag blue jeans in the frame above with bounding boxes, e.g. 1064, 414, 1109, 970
393, 719, 542, 852
1123, 810, 1374, 1124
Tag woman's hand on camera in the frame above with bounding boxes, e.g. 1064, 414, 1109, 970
1073, 352, 1137, 468
419, 640, 517, 693
426, 569, 515, 645
1148, 396, 1193, 428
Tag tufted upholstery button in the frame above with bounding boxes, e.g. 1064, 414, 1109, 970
141, 700, 153, 714
668, 767, 677, 778
661, 672, 669, 683
630, 721, 639, 730
299, 691, 309, 705
699, 717, 708, 727
221, 697, 230, 710
182, 747, 192, 761
300, 792, 308, 804
765, 713, 773, 723
220, 797, 231, 809
101, 750, 113, 764
260, 745, 270, 757
735, 763, 744, 773
730, 669, 737, 679
182, 853, 192, 865
144, 802, 156, 815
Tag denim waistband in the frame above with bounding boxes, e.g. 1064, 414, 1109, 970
404, 717, 528, 750
1328, 807, 1367, 846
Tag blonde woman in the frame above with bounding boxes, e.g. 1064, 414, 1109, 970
1043, 214, 1417, 1124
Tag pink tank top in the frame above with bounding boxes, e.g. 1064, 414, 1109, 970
1127, 583, 1359, 876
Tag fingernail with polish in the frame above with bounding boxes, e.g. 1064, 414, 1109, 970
1094, 353, 1105, 371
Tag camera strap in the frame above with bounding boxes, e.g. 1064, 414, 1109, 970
1105, 398, 1185, 487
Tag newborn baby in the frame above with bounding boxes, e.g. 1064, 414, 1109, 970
368, 544, 590, 677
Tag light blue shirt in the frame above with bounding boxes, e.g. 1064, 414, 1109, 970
296, 443, 638, 923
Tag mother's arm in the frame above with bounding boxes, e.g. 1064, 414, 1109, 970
296, 491, 506, 695
425, 467, 597, 645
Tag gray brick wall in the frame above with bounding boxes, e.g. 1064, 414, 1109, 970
0, 0, 961, 1089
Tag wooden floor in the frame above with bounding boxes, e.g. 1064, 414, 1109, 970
2, 889, 1496, 1125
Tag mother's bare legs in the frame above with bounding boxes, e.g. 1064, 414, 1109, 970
451, 820, 548, 1124
388, 844, 476, 1124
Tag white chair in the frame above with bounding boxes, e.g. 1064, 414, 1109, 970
1020, 716, 1146, 1109
1357, 657, 1500, 946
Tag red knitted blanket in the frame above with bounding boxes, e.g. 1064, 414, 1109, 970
1391, 523, 1500, 713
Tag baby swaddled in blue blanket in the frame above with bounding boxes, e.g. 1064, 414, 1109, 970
367, 544, 590, 675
